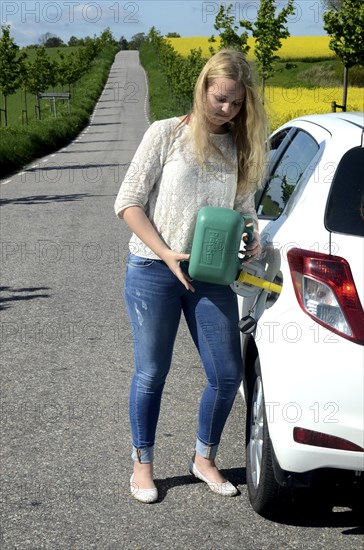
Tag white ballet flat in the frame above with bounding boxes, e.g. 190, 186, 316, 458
188, 458, 238, 497
130, 474, 158, 503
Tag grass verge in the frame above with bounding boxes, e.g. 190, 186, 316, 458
0, 45, 118, 179
139, 42, 184, 121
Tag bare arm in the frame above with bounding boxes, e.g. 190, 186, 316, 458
122, 206, 194, 291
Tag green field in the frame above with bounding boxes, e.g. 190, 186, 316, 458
3, 46, 81, 127
0, 43, 118, 177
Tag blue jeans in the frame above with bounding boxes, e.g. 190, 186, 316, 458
124, 253, 243, 463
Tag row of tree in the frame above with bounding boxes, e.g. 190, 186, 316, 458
0, 27, 118, 125
148, 28, 206, 110
147, 0, 363, 111
132, 1, 362, 112
30, 31, 121, 49
36, 30, 159, 51
209, 0, 363, 109
208, 0, 295, 101
145, 0, 297, 107
1, 0, 362, 124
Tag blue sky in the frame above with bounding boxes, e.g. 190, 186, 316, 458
1, 1, 327, 47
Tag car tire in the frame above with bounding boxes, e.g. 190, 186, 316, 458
246, 358, 281, 517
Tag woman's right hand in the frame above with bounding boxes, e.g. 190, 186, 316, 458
160, 249, 195, 292
122, 207, 195, 291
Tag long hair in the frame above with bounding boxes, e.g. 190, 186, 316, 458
187, 49, 269, 196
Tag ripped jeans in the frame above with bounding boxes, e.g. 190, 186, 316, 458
124, 253, 243, 463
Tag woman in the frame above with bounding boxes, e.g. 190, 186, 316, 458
114, 49, 268, 503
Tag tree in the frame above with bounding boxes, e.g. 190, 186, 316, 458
57, 51, 79, 92
39, 32, 52, 45
83, 36, 99, 63
74, 48, 90, 77
211, 1, 294, 100
212, 4, 250, 55
241, 0, 295, 102
181, 48, 206, 108
46, 36, 64, 48
68, 36, 80, 47
39, 32, 64, 47
26, 47, 58, 119
98, 27, 118, 48
321, 0, 343, 8
166, 32, 181, 38
281, 176, 295, 205
148, 27, 208, 112
323, 0, 364, 111
119, 36, 129, 50
0, 25, 27, 125
128, 32, 147, 50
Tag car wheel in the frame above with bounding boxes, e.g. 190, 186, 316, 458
246, 359, 281, 517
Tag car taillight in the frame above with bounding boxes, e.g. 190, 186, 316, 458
293, 427, 364, 452
287, 248, 364, 345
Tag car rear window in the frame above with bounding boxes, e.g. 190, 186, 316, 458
325, 147, 364, 238
257, 129, 319, 219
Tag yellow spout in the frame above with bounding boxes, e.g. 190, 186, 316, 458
237, 271, 283, 294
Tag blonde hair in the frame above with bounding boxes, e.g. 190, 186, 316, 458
186, 49, 269, 195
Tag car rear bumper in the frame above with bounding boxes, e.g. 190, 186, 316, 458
251, 309, 364, 474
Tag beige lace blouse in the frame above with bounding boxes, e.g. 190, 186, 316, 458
114, 117, 258, 259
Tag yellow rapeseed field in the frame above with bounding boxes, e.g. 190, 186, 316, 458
167, 36, 333, 60
278, 36, 332, 59
265, 87, 364, 129
166, 36, 363, 128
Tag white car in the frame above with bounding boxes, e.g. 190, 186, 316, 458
233, 112, 364, 517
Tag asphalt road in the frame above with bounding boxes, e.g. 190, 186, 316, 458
0, 51, 362, 550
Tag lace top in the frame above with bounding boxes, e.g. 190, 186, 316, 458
114, 117, 258, 259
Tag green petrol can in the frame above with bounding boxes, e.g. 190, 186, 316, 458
188, 206, 254, 285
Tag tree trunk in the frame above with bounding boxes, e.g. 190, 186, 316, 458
36, 94, 41, 120
23, 89, 29, 125
342, 66, 348, 112
3, 94, 7, 126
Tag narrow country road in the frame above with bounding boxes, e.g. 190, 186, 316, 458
0, 51, 362, 549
